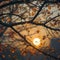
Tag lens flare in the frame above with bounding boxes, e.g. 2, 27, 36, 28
33, 38, 40, 46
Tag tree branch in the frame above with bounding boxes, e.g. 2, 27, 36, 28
0, 27, 8, 36
30, 0, 46, 22
44, 15, 60, 24
47, 0, 60, 3
0, 20, 60, 31
30, 22, 60, 31
10, 26, 60, 60
0, 1, 26, 9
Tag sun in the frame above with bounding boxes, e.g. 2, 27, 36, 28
33, 38, 41, 46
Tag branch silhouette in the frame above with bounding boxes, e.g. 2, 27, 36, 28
0, 0, 60, 60
10, 26, 60, 60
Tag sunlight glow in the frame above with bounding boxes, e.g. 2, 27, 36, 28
33, 38, 40, 46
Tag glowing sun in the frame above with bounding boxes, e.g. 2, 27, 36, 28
33, 38, 41, 46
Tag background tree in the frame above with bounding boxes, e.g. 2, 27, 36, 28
0, 0, 60, 60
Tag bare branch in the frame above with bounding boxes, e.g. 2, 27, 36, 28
30, 0, 46, 22
44, 15, 60, 24
10, 26, 60, 60
0, 27, 8, 36
47, 0, 60, 3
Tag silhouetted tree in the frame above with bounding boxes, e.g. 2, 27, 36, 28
0, 0, 60, 60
